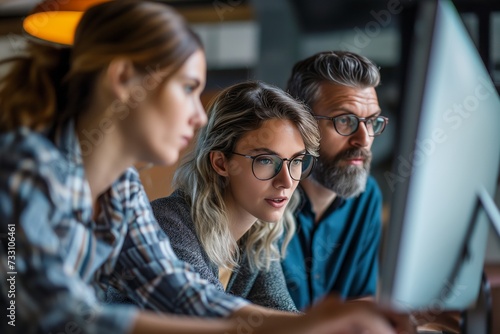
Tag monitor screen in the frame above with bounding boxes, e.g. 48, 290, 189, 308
379, 0, 500, 312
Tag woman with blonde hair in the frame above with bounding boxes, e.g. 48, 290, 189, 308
0, 1, 411, 333
152, 80, 317, 311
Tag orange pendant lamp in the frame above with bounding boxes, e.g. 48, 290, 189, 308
23, 0, 111, 46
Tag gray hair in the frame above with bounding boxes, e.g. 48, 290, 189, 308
286, 51, 380, 108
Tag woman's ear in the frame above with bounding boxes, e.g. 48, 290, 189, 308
210, 151, 229, 177
106, 58, 138, 101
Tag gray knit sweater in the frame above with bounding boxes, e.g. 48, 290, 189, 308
150, 190, 298, 312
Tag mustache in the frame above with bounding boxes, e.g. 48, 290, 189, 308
335, 148, 372, 161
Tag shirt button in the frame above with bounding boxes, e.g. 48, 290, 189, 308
314, 274, 321, 280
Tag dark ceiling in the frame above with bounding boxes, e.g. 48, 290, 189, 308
288, 0, 500, 33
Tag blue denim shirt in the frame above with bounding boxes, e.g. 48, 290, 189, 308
282, 177, 382, 310
0, 121, 247, 334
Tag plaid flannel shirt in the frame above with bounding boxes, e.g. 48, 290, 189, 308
0, 121, 247, 334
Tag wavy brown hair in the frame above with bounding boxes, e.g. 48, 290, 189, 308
0, 0, 201, 132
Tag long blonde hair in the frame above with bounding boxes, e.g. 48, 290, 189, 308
0, 0, 201, 132
174, 81, 320, 271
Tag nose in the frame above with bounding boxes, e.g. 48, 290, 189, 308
349, 121, 371, 148
192, 98, 207, 129
272, 161, 294, 189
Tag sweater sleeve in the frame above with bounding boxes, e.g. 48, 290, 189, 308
227, 251, 299, 313
150, 193, 224, 291
246, 259, 299, 312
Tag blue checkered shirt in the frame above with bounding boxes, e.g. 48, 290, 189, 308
0, 121, 247, 334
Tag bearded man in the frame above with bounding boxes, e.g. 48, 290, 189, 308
282, 51, 389, 310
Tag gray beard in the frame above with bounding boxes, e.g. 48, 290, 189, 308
310, 148, 372, 199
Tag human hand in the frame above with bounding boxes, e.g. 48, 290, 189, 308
305, 296, 413, 334
345, 299, 417, 334
412, 310, 461, 333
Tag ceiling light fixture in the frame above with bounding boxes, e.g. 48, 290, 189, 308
23, 0, 111, 46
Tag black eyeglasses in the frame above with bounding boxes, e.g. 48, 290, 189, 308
231, 152, 316, 181
314, 114, 389, 137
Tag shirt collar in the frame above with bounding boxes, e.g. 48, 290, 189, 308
296, 184, 346, 220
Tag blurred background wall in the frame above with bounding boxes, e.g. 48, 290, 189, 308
0, 0, 499, 224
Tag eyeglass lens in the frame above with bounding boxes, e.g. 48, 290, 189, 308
335, 115, 386, 136
252, 154, 314, 181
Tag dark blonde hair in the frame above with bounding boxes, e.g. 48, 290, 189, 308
0, 0, 201, 132
174, 81, 320, 271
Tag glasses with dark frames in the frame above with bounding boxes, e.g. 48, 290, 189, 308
231, 152, 316, 181
314, 114, 389, 137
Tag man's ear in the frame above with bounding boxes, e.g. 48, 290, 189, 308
210, 151, 229, 177
105, 58, 138, 100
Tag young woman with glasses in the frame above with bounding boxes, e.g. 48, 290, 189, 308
151, 80, 319, 312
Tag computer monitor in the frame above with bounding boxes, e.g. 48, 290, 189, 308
379, 0, 500, 313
